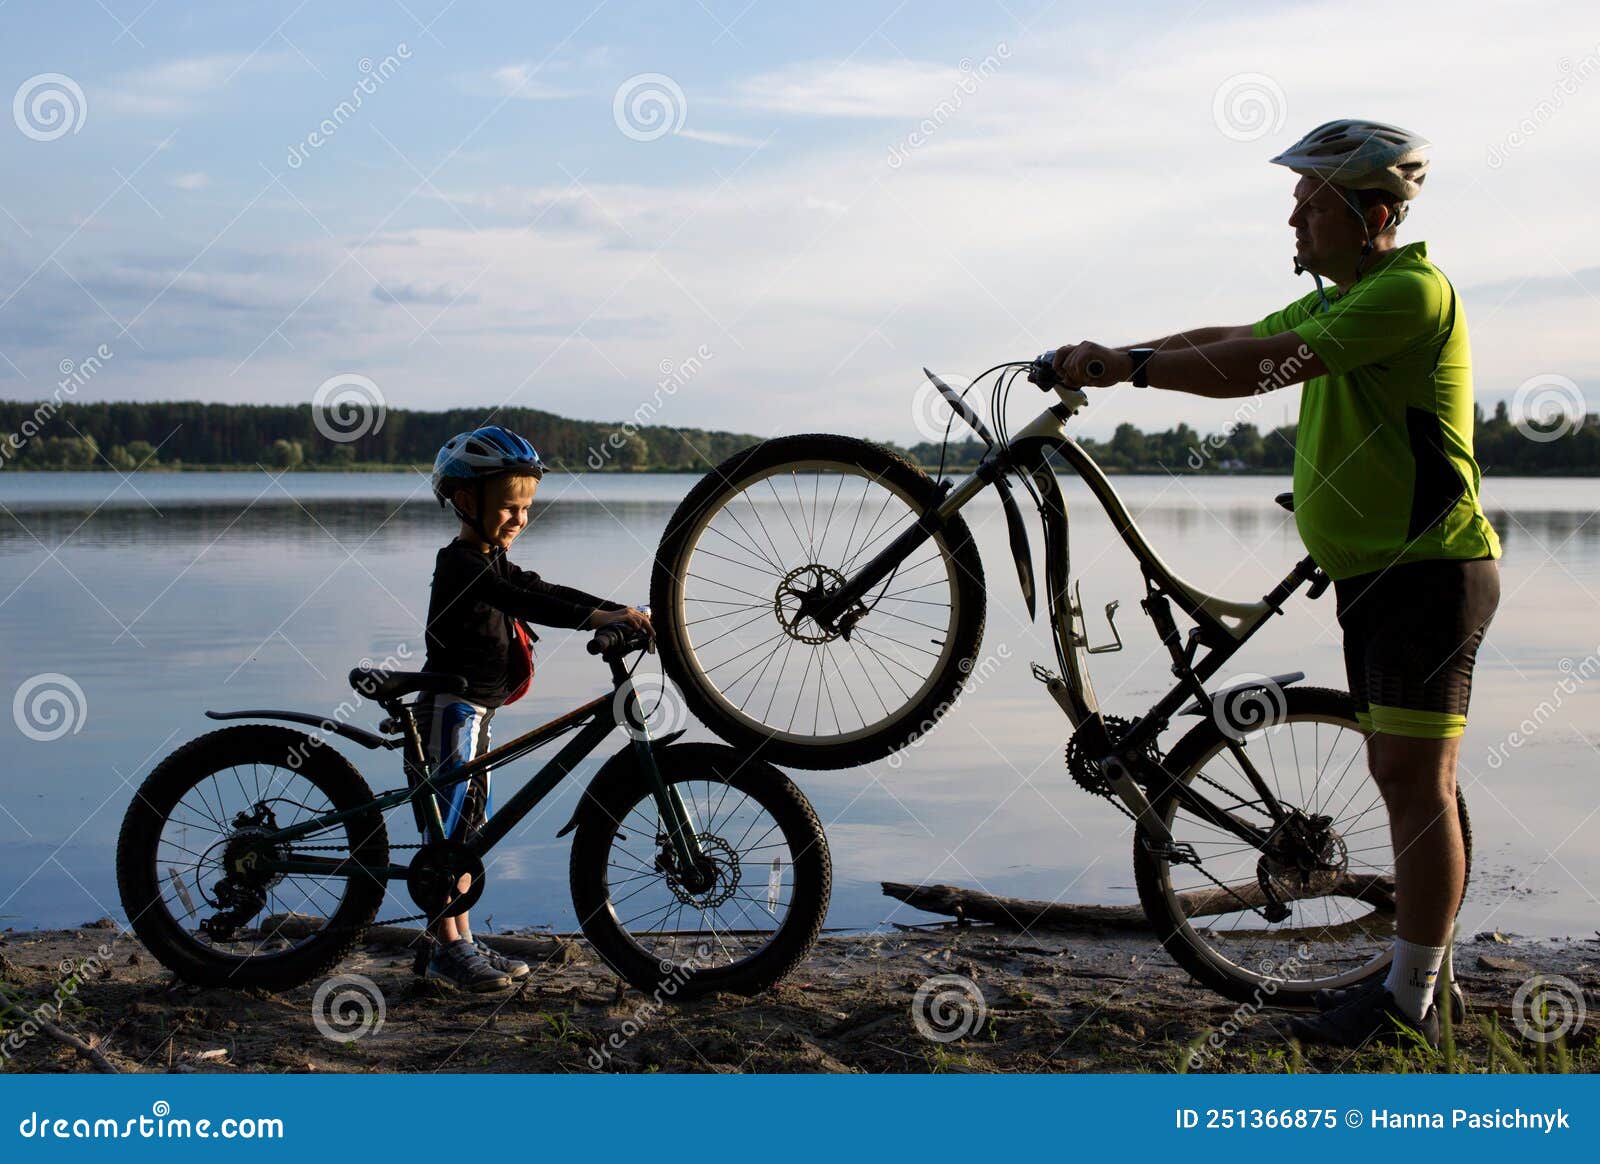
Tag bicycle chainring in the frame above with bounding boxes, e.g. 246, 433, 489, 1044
406, 840, 486, 921
1065, 715, 1157, 798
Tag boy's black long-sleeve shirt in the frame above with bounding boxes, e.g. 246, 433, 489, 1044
424, 539, 625, 708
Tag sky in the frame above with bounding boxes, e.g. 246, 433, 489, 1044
0, 0, 1595, 444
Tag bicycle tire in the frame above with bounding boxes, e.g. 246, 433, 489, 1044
569, 742, 830, 998
116, 724, 389, 991
1133, 686, 1472, 1007
651, 434, 987, 770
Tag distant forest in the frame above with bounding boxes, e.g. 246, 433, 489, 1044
0, 399, 1595, 475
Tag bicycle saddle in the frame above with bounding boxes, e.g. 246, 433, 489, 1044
347, 667, 468, 702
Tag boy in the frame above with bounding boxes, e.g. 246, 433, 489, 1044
414, 425, 652, 991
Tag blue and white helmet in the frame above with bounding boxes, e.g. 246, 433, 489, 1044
431, 425, 545, 509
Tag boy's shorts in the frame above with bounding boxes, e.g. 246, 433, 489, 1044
1333, 556, 1499, 739
406, 695, 495, 842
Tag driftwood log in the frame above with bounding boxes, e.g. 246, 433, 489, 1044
882, 874, 1396, 932
261, 913, 579, 964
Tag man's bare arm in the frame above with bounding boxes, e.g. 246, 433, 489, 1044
1144, 333, 1326, 399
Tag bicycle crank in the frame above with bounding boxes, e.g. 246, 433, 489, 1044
406, 840, 487, 921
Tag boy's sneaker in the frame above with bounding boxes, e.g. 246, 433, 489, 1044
425, 939, 513, 992
1289, 985, 1439, 1049
471, 939, 531, 980
1312, 977, 1465, 1024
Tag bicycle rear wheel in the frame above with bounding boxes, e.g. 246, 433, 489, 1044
1132, 686, 1471, 1006
651, 434, 986, 770
116, 725, 388, 991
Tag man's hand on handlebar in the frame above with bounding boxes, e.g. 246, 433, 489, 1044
1048, 341, 1131, 388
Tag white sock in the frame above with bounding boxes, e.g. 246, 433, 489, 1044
1385, 939, 1447, 1020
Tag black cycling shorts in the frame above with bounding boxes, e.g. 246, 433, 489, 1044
1333, 557, 1500, 739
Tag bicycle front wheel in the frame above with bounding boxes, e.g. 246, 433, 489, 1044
569, 742, 830, 997
1133, 686, 1471, 1007
651, 434, 987, 770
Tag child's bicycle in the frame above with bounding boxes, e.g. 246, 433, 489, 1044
116, 618, 831, 997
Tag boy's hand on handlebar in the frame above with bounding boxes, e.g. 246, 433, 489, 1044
589, 605, 654, 640
1050, 341, 1131, 388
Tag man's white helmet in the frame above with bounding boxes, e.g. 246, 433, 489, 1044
1269, 119, 1431, 200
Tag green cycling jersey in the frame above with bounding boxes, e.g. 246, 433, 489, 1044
1253, 240, 1501, 581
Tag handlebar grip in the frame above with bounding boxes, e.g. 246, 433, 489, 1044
588, 626, 624, 655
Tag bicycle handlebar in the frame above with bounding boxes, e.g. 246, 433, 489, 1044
586, 605, 655, 658
1029, 349, 1105, 391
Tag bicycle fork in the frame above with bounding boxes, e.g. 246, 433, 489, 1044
616, 677, 712, 889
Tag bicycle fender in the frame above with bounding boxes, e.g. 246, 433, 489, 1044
203, 708, 396, 750
1177, 672, 1305, 717
993, 473, 1037, 621
555, 729, 688, 837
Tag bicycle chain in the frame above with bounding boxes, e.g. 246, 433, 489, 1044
1087, 753, 1273, 922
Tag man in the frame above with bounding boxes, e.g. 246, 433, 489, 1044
1050, 119, 1501, 1047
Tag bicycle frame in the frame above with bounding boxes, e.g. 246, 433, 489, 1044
215, 656, 706, 888
811, 381, 1332, 854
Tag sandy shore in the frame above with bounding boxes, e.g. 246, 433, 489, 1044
3, 921, 1595, 1074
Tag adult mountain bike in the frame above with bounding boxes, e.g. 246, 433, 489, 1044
648, 356, 1469, 1006
117, 618, 830, 997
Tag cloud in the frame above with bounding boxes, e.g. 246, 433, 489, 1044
372, 281, 479, 306
171, 172, 210, 190
678, 128, 766, 148
728, 59, 977, 118
485, 64, 576, 100
103, 52, 297, 116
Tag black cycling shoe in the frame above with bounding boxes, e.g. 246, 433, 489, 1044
1313, 977, 1465, 1024
1290, 985, 1439, 1049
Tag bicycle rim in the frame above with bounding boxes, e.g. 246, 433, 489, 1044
597, 778, 807, 972
669, 458, 966, 750
1148, 709, 1402, 992
153, 762, 372, 963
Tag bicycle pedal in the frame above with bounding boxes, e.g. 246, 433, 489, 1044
1030, 661, 1059, 684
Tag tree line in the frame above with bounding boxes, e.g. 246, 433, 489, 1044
902, 400, 1600, 475
0, 401, 761, 473
0, 399, 1594, 474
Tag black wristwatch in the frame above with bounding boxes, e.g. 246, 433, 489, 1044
1128, 347, 1155, 389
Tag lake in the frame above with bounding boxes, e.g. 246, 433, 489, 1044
2, 469, 1596, 938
